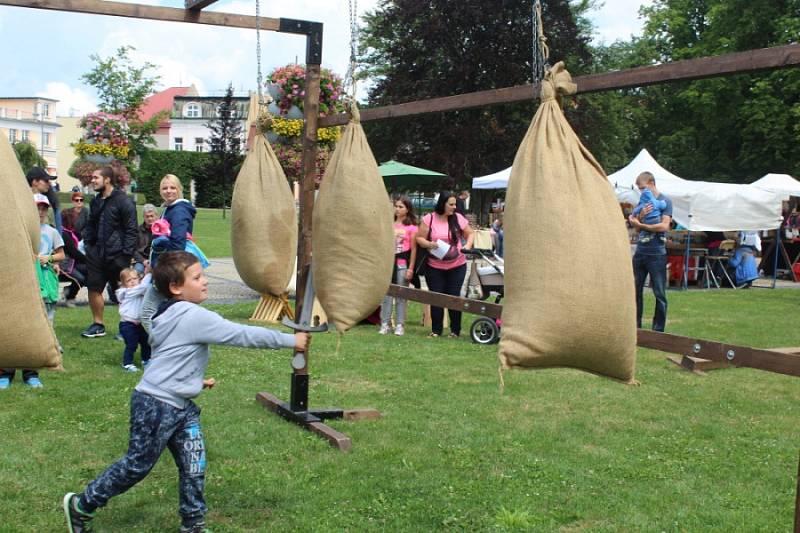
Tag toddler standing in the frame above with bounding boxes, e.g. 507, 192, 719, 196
116, 268, 152, 372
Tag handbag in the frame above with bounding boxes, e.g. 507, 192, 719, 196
413, 214, 433, 278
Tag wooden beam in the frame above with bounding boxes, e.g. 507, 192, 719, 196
185, 0, 218, 11
319, 44, 800, 127
387, 284, 502, 319
0, 0, 280, 30
638, 330, 800, 378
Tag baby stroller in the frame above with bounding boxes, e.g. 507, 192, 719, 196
463, 248, 504, 344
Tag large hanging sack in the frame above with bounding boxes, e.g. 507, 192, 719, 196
1, 135, 39, 252
0, 141, 62, 370
231, 134, 298, 297
312, 105, 394, 332
498, 62, 637, 382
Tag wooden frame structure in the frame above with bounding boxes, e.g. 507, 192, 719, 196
3, 0, 799, 522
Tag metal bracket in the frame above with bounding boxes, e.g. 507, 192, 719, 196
279, 18, 323, 64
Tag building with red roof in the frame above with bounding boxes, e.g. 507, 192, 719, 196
139, 85, 198, 149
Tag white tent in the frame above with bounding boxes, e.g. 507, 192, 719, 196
472, 167, 511, 189
751, 173, 800, 200
608, 149, 784, 231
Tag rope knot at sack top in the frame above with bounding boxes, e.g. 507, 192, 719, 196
540, 61, 577, 103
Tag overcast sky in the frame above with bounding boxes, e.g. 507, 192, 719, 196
0, 0, 652, 116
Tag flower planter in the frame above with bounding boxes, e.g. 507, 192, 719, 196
84, 154, 114, 164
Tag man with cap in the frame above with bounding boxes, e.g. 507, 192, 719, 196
81, 166, 138, 338
26, 166, 62, 233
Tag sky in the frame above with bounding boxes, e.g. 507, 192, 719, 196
0, 0, 652, 117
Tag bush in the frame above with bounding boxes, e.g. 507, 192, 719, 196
138, 150, 210, 205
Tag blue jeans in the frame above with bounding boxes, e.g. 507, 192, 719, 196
119, 321, 151, 366
80, 390, 207, 527
633, 253, 668, 332
425, 263, 467, 335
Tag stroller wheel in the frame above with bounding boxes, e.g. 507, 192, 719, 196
470, 317, 500, 345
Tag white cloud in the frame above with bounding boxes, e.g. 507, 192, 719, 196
588, 0, 654, 44
36, 82, 97, 117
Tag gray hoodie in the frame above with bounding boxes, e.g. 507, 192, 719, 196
136, 300, 296, 409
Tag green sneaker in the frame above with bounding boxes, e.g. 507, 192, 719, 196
63, 493, 94, 532
180, 522, 210, 533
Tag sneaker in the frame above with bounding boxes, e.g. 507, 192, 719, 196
81, 323, 106, 338
63, 492, 94, 533
122, 364, 139, 373
394, 324, 405, 336
114, 333, 124, 342
180, 522, 210, 533
378, 323, 391, 335
0, 377, 10, 389
142, 360, 150, 369
65, 299, 77, 309
24, 377, 43, 388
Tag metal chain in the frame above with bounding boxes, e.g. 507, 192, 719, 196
531, 0, 550, 85
256, 0, 264, 104
345, 0, 359, 101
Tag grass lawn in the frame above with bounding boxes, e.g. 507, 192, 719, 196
1, 289, 799, 531
135, 206, 233, 258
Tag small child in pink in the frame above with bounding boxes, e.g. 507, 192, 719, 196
379, 196, 418, 336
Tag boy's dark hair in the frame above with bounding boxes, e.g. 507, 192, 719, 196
153, 251, 199, 296
26, 166, 50, 186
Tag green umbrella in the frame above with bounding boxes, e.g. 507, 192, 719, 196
378, 160, 447, 192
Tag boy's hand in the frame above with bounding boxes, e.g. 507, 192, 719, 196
202, 378, 216, 389
294, 332, 310, 351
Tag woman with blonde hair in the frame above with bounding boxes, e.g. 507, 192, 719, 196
150, 174, 195, 263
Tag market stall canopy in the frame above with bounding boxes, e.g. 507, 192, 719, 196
472, 167, 511, 189
378, 160, 447, 191
608, 149, 785, 231
751, 173, 800, 200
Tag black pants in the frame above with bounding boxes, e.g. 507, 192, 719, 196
80, 391, 207, 527
0, 369, 39, 381
425, 263, 467, 335
119, 321, 151, 366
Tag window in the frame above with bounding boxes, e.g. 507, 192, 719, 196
42, 103, 50, 117
8, 129, 17, 143
43, 132, 51, 147
174, 137, 183, 151
21, 130, 29, 141
195, 138, 204, 152
183, 103, 201, 118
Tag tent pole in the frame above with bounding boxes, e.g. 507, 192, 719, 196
683, 230, 691, 290
772, 227, 780, 288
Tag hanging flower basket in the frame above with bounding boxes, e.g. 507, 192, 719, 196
72, 111, 131, 162
257, 115, 341, 146
266, 64, 346, 117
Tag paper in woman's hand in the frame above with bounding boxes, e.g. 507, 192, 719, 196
429, 239, 451, 260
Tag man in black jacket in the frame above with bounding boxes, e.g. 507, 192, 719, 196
81, 166, 138, 338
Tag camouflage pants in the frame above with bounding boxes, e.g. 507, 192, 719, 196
79, 390, 207, 526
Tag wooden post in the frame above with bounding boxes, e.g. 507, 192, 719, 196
795, 451, 800, 533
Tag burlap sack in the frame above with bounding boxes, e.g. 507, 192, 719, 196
312, 105, 394, 332
231, 134, 298, 297
1, 135, 39, 252
498, 62, 636, 382
0, 139, 61, 370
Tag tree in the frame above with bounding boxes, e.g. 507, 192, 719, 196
198, 84, 244, 214
359, 0, 599, 188
625, 0, 800, 181
13, 141, 48, 174
81, 46, 165, 161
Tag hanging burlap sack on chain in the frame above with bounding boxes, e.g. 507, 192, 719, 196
1, 135, 39, 252
232, 134, 298, 297
0, 138, 61, 369
498, 62, 636, 382
312, 104, 394, 332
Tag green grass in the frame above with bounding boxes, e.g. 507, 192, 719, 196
192, 207, 232, 258
2, 290, 800, 531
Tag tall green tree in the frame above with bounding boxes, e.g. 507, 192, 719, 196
13, 141, 48, 174
359, 0, 601, 188
629, 0, 800, 181
81, 46, 165, 161
197, 84, 244, 213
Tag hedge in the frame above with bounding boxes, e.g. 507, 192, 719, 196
138, 150, 210, 205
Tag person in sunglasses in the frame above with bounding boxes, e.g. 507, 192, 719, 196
71, 191, 89, 234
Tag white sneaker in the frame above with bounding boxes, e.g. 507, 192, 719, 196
394, 324, 405, 336
122, 364, 139, 373
65, 299, 77, 309
378, 323, 391, 335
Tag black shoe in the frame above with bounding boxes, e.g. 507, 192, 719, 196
81, 323, 106, 338
63, 493, 94, 533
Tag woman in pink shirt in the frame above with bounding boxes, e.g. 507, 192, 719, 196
416, 191, 474, 337
379, 196, 418, 336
